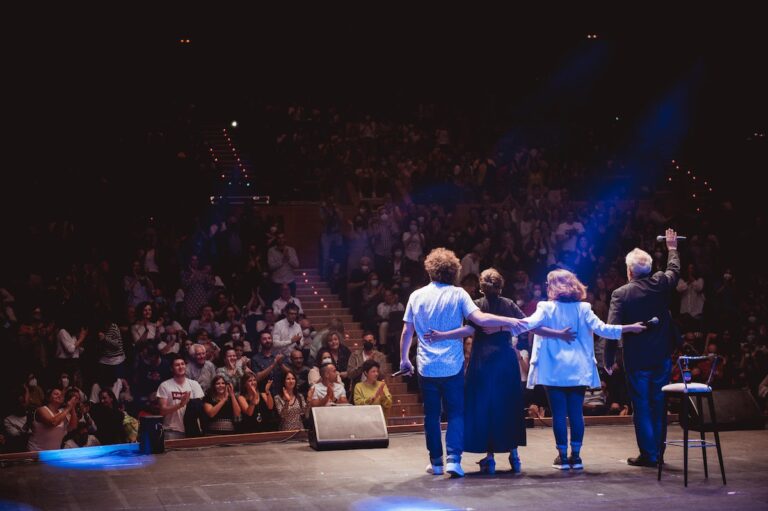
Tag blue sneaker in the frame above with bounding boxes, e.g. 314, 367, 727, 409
446, 458, 465, 478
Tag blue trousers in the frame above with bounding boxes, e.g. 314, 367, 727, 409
420, 369, 464, 464
544, 386, 586, 453
626, 359, 672, 462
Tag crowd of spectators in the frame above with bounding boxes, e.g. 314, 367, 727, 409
2, 100, 766, 453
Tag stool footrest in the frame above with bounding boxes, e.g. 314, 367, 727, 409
665, 439, 718, 448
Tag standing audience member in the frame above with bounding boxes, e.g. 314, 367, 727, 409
157, 355, 204, 440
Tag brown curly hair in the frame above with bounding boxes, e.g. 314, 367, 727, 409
424, 248, 461, 285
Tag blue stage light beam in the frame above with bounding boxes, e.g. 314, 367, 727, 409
38, 443, 155, 471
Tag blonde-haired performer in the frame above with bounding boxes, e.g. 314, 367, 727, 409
519, 269, 646, 470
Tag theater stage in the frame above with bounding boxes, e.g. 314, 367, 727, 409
1, 425, 766, 511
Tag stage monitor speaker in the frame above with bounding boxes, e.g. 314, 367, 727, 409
309, 405, 389, 451
688, 388, 765, 431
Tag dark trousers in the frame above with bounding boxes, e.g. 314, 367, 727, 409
420, 369, 464, 464
626, 359, 672, 461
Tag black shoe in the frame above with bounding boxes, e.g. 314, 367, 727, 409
627, 455, 658, 467
552, 455, 570, 470
568, 455, 583, 470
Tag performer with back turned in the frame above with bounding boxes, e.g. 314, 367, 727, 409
399, 248, 530, 478
604, 228, 680, 467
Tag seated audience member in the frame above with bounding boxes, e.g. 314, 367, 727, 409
353, 360, 392, 413
310, 317, 345, 362
376, 289, 405, 352
189, 304, 223, 340
28, 388, 79, 451
220, 304, 248, 337
272, 283, 304, 317
157, 308, 186, 356
134, 344, 172, 406
2, 385, 32, 452
323, 331, 352, 382
203, 375, 242, 435
583, 383, 608, 416
186, 343, 217, 393
347, 333, 388, 384
157, 355, 205, 440
193, 329, 221, 361
309, 363, 348, 407
222, 325, 253, 355
236, 373, 276, 432
91, 389, 127, 445
217, 347, 247, 395
274, 370, 308, 431
282, 349, 311, 397
308, 350, 342, 387
63, 421, 100, 449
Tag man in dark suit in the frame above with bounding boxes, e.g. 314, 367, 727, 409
605, 228, 680, 467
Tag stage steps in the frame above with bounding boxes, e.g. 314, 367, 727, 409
295, 268, 423, 425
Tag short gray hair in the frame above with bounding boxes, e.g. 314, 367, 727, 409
190, 343, 206, 356
625, 248, 652, 277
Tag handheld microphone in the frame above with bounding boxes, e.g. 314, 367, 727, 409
391, 368, 413, 377
656, 235, 687, 241
643, 317, 660, 328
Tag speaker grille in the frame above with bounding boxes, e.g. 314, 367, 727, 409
312, 405, 388, 442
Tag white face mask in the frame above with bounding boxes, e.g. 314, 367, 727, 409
302, 328, 311, 336
61, 378, 70, 388
231, 333, 241, 340
28, 378, 37, 387
321, 357, 332, 365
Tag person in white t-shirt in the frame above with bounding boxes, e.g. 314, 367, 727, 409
157, 355, 204, 439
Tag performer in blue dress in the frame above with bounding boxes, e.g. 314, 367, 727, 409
426, 268, 574, 474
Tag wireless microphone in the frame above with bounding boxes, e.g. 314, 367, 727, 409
656, 235, 687, 241
643, 317, 660, 328
391, 368, 413, 377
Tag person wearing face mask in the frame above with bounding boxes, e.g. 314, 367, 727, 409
346, 332, 388, 389
307, 349, 343, 387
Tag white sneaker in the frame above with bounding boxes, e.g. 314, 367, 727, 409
446, 460, 465, 478
426, 463, 444, 475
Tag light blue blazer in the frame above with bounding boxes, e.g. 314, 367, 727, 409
524, 301, 622, 389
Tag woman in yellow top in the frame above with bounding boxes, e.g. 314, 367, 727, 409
353, 359, 392, 412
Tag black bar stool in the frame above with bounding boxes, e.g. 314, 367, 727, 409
658, 355, 726, 486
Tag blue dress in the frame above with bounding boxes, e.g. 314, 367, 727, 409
464, 295, 527, 453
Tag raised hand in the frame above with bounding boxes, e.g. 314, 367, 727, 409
665, 228, 678, 251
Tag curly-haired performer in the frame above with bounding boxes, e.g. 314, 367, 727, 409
399, 248, 568, 478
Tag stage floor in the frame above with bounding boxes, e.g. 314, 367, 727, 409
1, 425, 767, 510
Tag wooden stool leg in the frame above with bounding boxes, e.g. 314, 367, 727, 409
658, 393, 667, 481
682, 394, 689, 487
707, 393, 727, 485
697, 395, 708, 478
